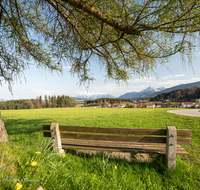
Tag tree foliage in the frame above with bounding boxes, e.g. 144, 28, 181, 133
84, 98, 133, 106
1, 0, 200, 88
0, 95, 77, 110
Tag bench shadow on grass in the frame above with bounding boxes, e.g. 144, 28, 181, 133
66, 149, 167, 174
3, 118, 51, 135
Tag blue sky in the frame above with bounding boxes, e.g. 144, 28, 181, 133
1, 51, 200, 100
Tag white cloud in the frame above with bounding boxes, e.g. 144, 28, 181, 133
32, 89, 52, 95
161, 74, 186, 80
128, 77, 155, 83
174, 74, 186, 77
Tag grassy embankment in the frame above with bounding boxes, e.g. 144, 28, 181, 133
0, 108, 200, 189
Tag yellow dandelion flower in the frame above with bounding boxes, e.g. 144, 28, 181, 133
31, 161, 37, 166
149, 182, 151, 185
62, 154, 66, 158
115, 165, 117, 169
15, 183, 23, 190
35, 151, 41, 154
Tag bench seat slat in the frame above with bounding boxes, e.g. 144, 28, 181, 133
61, 140, 189, 155
42, 125, 192, 137
61, 139, 182, 149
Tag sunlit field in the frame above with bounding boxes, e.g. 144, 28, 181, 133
1, 107, 200, 189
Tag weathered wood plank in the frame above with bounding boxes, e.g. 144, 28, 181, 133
61, 139, 188, 153
59, 126, 167, 135
42, 125, 51, 130
42, 125, 192, 137
62, 145, 163, 153
61, 139, 166, 148
44, 131, 191, 144
60, 133, 167, 143
43, 131, 51, 137
177, 138, 191, 145
61, 139, 182, 149
177, 129, 192, 137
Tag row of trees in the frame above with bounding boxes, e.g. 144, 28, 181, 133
0, 95, 77, 110
150, 87, 200, 102
84, 98, 133, 107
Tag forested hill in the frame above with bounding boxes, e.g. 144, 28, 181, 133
0, 95, 77, 110
150, 87, 200, 102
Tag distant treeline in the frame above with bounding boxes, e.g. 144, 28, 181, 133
0, 95, 77, 110
150, 87, 200, 102
84, 98, 133, 107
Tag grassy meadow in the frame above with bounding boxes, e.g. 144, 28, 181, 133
0, 107, 200, 189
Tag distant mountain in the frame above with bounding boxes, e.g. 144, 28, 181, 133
119, 86, 166, 99
75, 81, 200, 100
75, 93, 116, 100
151, 81, 200, 97
73, 97, 87, 101
150, 86, 200, 101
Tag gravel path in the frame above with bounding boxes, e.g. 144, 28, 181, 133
167, 109, 200, 117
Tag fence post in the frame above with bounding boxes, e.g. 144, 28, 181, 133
50, 123, 64, 154
166, 126, 177, 170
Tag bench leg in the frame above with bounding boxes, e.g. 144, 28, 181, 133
166, 126, 177, 170
50, 123, 64, 154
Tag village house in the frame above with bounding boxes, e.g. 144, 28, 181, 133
181, 102, 194, 108
104, 104, 111, 108
117, 103, 126, 108
139, 103, 155, 108
139, 103, 146, 108
130, 103, 138, 108
112, 103, 118, 108
145, 103, 155, 108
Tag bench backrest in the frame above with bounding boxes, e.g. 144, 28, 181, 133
43, 125, 192, 145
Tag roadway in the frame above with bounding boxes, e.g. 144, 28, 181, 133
167, 109, 200, 117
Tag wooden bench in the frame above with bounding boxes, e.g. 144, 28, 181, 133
42, 123, 192, 170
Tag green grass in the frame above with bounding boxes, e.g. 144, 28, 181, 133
0, 107, 200, 189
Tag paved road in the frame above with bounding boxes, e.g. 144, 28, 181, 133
167, 109, 200, 117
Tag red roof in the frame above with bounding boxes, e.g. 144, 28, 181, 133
139, 103, 155, 106
170, 103, 179, 106
146, 103, 155, 106
181, 102, 193, 105
112, 103, 118, 105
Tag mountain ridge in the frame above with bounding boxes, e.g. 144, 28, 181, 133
151, 81, 200, 97
119, 86, 166, 99
75, 81, 200, 100
75, 93, 116, 100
